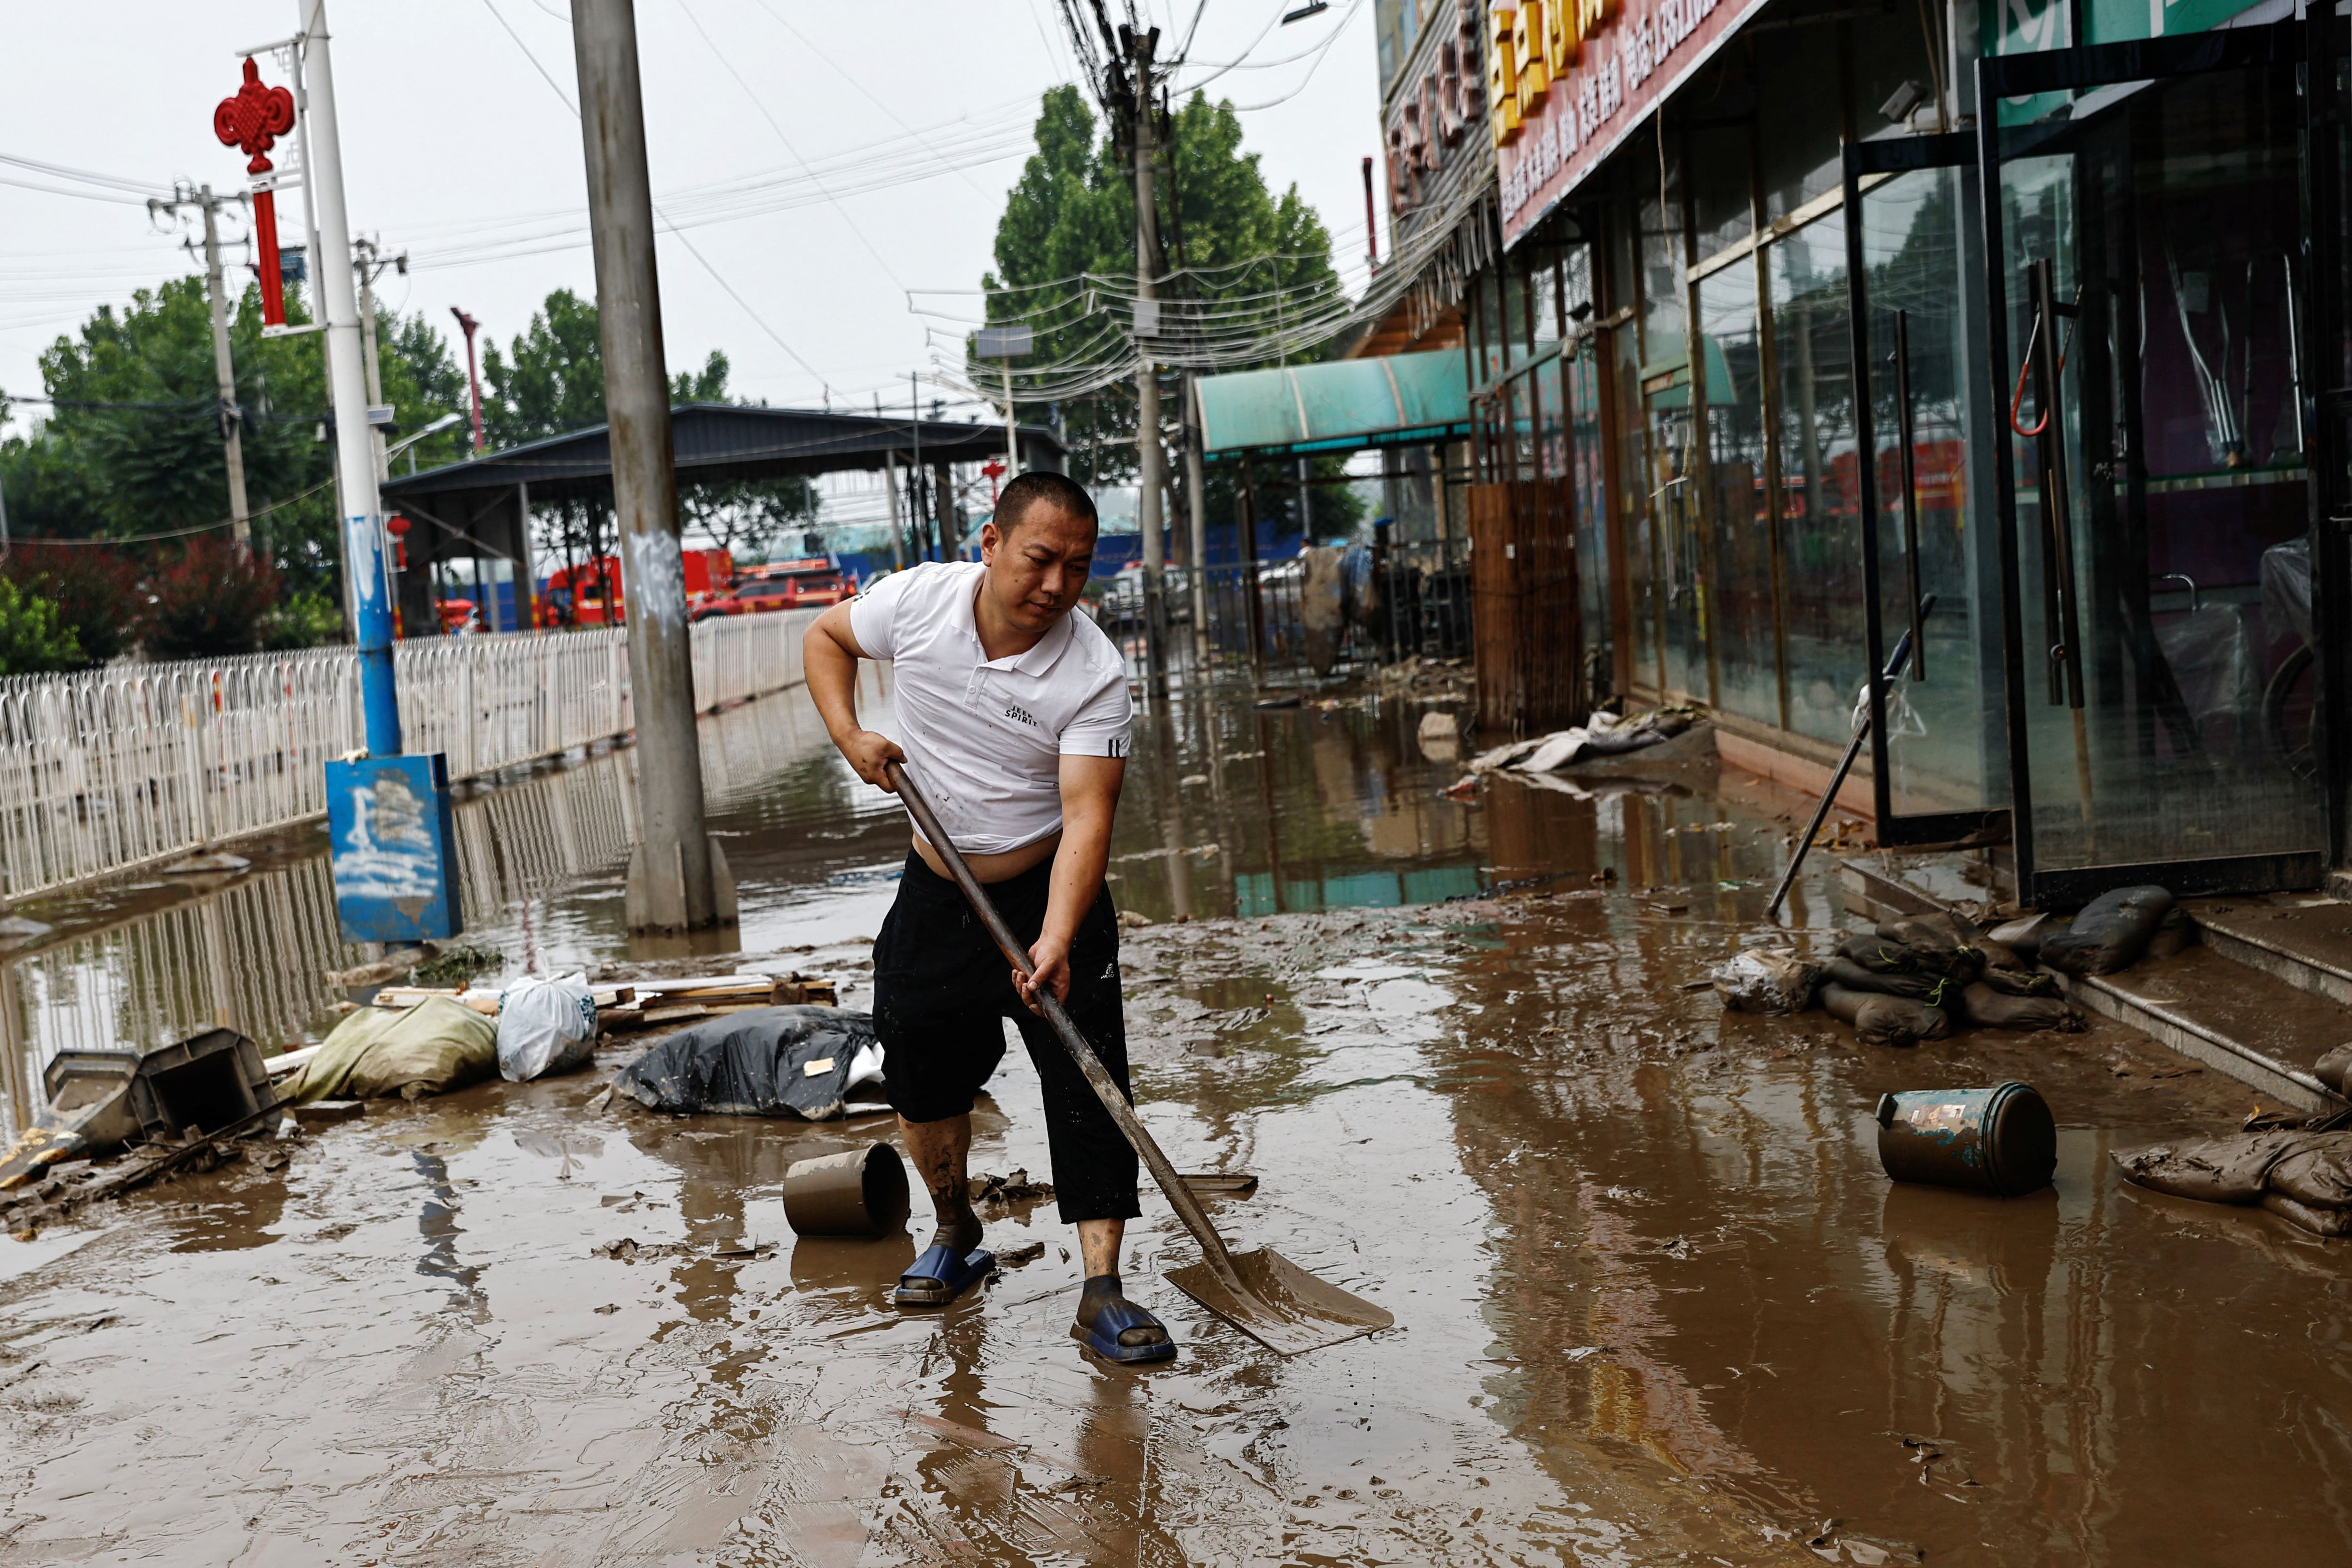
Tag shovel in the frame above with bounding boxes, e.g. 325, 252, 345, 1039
885, 760, 1393, 1356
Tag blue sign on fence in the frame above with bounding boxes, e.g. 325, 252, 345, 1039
324, 753, 462, 943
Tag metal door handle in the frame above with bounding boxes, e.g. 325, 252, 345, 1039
2030, 258, 2086, 710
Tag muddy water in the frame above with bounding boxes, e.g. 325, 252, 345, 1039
1, 682, 2346, 1564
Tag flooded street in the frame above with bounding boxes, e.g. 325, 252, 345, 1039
1, 678, 2348, 1565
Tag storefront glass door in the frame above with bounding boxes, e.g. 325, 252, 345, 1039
1981, 22, 2329, 902
1847, 137, 2012, 845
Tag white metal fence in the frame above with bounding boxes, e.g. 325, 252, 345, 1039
0, 609, 820, 899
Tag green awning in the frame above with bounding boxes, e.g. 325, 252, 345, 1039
1194, 350, 1470, 460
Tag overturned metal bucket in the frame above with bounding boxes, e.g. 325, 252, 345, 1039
783, 1143, 911, 1237
1875, 1082, 2057, 1197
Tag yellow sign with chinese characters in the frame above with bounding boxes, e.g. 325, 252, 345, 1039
1493, 0, 1618, 146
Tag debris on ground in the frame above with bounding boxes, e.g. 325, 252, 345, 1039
411, 944, 505, 987
597, 972, 836, 1032
283, 995, 498, 1102
1820, 982, 1953, 1048
611, 1006, 881, 1119
1467, 706, 1706, 775
0, 1028, 280, 1184
496, 973, 599, 1082
969, 1169, 1054, 1210
1711, 947, 1820, 1015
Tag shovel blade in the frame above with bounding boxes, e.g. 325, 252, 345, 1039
1165, 1247, 1393, 1356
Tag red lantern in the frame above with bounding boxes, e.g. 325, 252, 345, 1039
214, 59, 297, 326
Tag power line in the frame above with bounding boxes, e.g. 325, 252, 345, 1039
478, 0, 834, 396
671, 0, 905, 290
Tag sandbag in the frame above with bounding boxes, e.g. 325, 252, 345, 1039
1836, 931, 1977, 984
497, 974, 597, 1082
1875, 914, 1983, 974
2315, 1044, 2352, 1097
1711, 947, 1820, 1015
2040, 885, 2174, 976
614, 1005, 878, 1120
2143, 905, 2196, 960
1819, 981, 1952, 1048
1958, 981, 2083, 1033
2117, 1130, 2352, 1236
286, 995, 499, 1102
1821, 956, 1952, 1004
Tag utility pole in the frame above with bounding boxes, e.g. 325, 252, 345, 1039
355, 239, 405, 484
290, 1, 399, 758
573, 0, 733, 935
1128, 24, 1170, 696
450, 308, 485, 452
151, 185, 253, 549
199, 191, 252, 550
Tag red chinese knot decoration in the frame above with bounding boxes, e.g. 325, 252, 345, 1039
215, 59, 298, 326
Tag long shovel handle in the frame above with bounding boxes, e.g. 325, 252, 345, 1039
885, 760, 1245, 1288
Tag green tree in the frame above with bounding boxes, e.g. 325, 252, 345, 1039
0, 274, 469, 649
983, 87, 1358, 539
0, 578, 82, 676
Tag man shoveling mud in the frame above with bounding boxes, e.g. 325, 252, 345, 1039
802, 472, 1171, 1364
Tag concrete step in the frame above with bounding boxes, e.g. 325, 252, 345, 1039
2182, 894, 2352, 1010
2053, 948, 2349, 1113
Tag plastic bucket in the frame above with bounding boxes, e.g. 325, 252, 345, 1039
783, 1143, 912, 1237
1874, 1082, 2056, 1197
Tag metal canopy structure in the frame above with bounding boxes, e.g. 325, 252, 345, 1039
1192, 350, 1470, 461
376, 403, 1065, 636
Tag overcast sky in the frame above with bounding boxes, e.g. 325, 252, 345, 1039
0, 0, 1383, 442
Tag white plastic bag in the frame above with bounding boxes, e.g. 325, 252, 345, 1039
496, 973, 597, 1082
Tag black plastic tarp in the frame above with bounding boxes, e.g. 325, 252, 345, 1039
614, 1006, 877, 1119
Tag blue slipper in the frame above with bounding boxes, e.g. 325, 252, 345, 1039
1070, 1293, 1177, 1364
892, 1244, 993, 1308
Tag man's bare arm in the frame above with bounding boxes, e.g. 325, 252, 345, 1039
803, 601, 903, 789
1019, 754, 1125, 1007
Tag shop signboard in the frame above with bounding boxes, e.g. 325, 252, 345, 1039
1492, 0, 1772, 247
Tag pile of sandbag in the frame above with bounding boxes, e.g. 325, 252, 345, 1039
1712, 909, 2083, 1047
2116, 1121, 2352, 1237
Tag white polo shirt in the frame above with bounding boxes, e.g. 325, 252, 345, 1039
850, 560, 1132, 855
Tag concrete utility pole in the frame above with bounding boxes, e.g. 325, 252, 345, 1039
294, 1, 400, 757
354, 239, 403, 485
151, 185, 252, 548
1129, 25, 1170, 696
572, 0, 733, 934
195, 191, 251, 548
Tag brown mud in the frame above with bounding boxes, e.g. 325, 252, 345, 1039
0, 681, 2344, 1564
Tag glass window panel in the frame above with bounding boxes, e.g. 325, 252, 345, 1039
1756, 31, 1843, 222
1699, 261, 1777, 726
1532, 249, 1561, 349
1689, 125, 1755, 263
1568, 341, 1613, 690
1770, 209, 1863, 746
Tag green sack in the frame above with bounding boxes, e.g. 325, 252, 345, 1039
286, 995, 499, 1102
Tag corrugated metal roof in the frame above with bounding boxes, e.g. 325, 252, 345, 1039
1193, 351, 1470, 458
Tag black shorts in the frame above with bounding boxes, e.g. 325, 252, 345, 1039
872, 851, 1139, 1225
